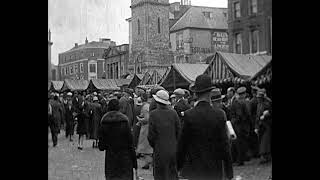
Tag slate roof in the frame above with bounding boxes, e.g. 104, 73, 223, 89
170, 6, 228, 32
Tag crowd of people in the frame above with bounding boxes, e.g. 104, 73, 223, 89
48, 74, 272, 180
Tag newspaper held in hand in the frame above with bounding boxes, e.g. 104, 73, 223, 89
226, 121, 237, 140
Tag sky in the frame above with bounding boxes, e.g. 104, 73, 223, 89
48, 0, 227, 65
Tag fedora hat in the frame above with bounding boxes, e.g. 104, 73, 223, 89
152, 90, 171, 105
211, 88, 224, 102
190, 74, 215, 93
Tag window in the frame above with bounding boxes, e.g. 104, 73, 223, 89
250, 0, 258, 14
176, 32, 183, 50
70, 65, 73, 75
250, 30, 259, 54
158, 18, 161, 34
234, 2, 240, 18
235, 33, 242, 54
138, 19, 140, 35
80, 63, 84, 73
66, 66, 69, 75
74, 64, 79, 73
89, 64, 96, 73
103, 62, 105, 72
64, 67, 67, 75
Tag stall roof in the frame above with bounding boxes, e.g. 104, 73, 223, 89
62, 79, 89, 91
90, 79, 120, 91
114, 79, 132, 87
160, 63, 208, 90
207, 52, 272, 79
173, 63, 208, 83
251, 60, 272, 81
50, 81, 64, 91
139, 71, 152, 85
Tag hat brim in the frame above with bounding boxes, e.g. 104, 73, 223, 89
152, 94, 171, 105
190, 85, 215, 93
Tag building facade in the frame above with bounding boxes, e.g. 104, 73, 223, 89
48, 30, 53, 81
129, 0, 174, 74
228, 0, 272, 55
169, 5, 229, 63
104, 44, 130, 79
58, 38, 116, 81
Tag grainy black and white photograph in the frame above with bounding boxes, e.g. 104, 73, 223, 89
48, 0, 272, 179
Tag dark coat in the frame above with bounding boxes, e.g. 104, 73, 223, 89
148, 105, 180, 180
249, 97, 258, 129
177, 101, 233, 180
149, 98, 157, 112
90, 102, 102, 140
64, 103, 75, 136
256, 98, 272, 155
230, 98, 251, 136
119, 96, 134, 128
174, 98, 191, 118
51, 100, 64, 134
98, 111, 137, 180
76, 101, 90, 135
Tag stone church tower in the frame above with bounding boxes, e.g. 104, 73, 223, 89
130, 0, 174, 74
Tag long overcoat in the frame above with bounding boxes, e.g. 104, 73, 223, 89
177, 101, 233, 180
51, 100, 64, 134
256, 98, 272, 155
98, 111, 137, 180
90, 102, 102, 140
119, 96, 134, 128
148, 105, 180, 180
64, 102, 75, 136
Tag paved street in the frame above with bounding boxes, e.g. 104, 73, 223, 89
49, 130, 271, 180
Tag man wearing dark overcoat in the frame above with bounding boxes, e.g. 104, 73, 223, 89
177, 75, 233, 180
148, 90, 181, 180
255, 88, 272, 164
230, 87, 251, 166
172, 88, 191, 127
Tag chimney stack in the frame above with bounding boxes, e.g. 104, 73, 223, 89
85, 37, 88, 44
75, 43, 78, 47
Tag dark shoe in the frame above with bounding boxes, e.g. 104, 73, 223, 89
142, 164, 150, 169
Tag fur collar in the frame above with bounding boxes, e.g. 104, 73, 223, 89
101, 111, 129, 124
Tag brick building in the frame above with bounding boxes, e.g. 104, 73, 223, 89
169, 5, 228, 63
129, 0, 174, 74
228, 0, 272, 55
48, 30, 53, 81
58, 38, 116, 81
104, 44, 130, 79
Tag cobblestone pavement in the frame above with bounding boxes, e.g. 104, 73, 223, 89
49, 131, 271, 180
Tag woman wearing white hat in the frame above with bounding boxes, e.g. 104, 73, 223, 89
147, 90, 181, 180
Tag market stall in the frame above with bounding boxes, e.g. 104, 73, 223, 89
160, 63, 208, 92
60, 79, 89, 92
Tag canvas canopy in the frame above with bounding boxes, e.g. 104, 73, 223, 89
49, 81, 64, 92
160, 63, 208, 91
88, 79, 120, 91
128, 74, 144, 89
204, 52, 272, 81
146, 68, 169, 85
61, 79, 89, 91
139, 71, 151, 85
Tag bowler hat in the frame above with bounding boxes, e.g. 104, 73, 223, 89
190, 74, 215, 93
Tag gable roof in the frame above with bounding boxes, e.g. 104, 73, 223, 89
170, 6, 227, 32
89, 79, 120, 91
61, 79, 89, 91
114, 79, 132, 87
251, 60, 272, 81
160, 63, 208, 90
50, 81, 64, 91
205, 52, 272, 79
173, 63, 209, 83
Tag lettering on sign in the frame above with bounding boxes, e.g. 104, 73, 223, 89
212, 32, 229, 52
